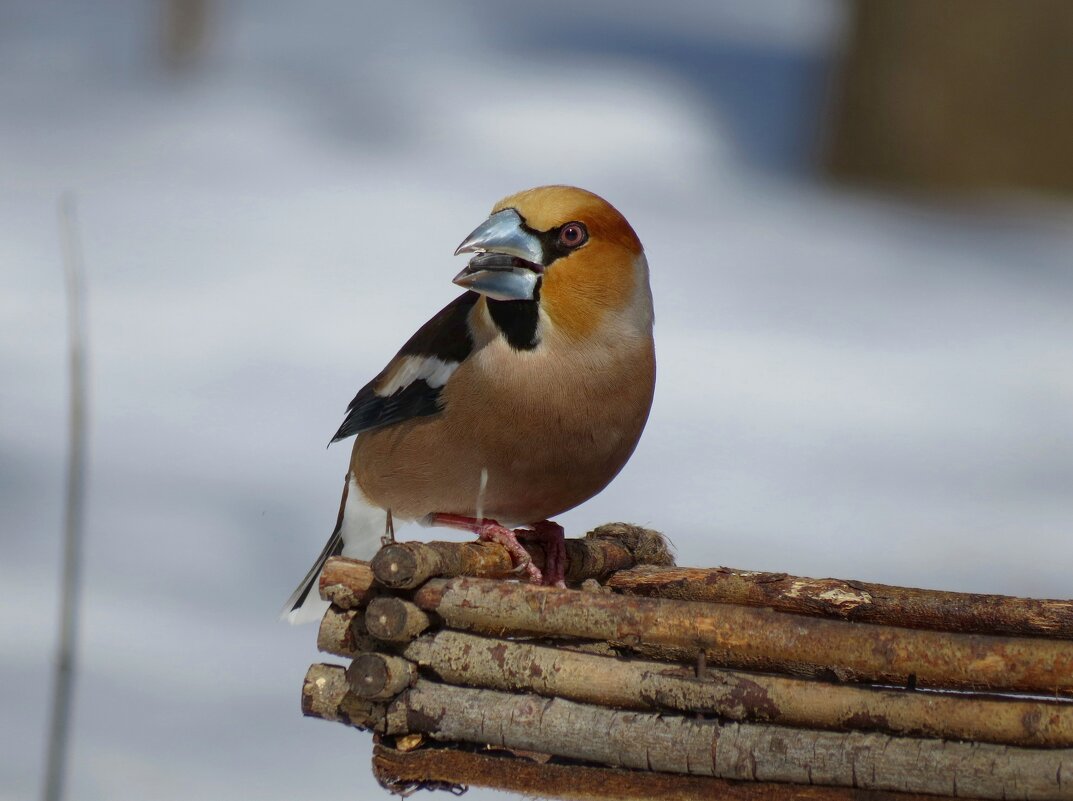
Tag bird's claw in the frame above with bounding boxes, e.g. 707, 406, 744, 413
429, 513, 545, 583
524, 520, 567, 587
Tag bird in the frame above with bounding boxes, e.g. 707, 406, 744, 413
283, 185, 655, 622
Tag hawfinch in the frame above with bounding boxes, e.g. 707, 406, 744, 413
284, 185, 655, 621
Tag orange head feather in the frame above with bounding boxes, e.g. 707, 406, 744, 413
491, 186, 647, 340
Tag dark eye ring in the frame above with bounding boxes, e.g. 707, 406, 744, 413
558, 222, 588, 249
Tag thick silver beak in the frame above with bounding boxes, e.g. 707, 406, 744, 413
452, 209, 544, 301
452, 255, 541, 301
454, 208, 543, 262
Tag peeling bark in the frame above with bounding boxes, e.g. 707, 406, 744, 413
372, 741, 961, 801
308, 670, 1073, 800
609, 565, 1073, 639
410, 577, 1073, 694
316, 606, 358, 658
397, 629, 1073, 748
317, 558, 377, 609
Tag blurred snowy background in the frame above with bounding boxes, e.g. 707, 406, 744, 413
2, 1, 1072, 799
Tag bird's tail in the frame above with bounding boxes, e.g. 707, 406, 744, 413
280, 474, 387, 624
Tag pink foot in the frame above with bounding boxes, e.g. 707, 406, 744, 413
517, 520, 567, 588
429, 513, 543, 583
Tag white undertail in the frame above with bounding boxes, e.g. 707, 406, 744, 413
281, 475, 387, 624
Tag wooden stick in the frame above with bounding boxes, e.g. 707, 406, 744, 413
306, 671, 1073, 800
370, 523, 672, 590
318, 604, 393, 659
411, 577, 1073, 694
609, 565, 1073, 639
347, 653, 417, 701
364, 597, 431, 642
370, 541, 514, 589
317, 606, 361, 658
372, 742, 968, 801
317, 558, 376, 609
301, 663, 385, 730
399, 629, 1073, 748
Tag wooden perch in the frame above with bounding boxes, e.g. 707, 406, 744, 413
303, 666, 1073, 800
609, 565, 1073, 639
370, 522, 673, 590
410, 577, 1073, 694
371, 742, 973, 801
303, 525, 1073, 799
389, 628, 1073, 747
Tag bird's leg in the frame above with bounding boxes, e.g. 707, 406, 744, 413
380, 508, 396, 548
429, 513, 543, 584
517, 520, 567, 588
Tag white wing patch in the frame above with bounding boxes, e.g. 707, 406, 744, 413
376, 355, 459, 396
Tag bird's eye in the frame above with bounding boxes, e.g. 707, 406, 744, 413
558, 222, 588, 249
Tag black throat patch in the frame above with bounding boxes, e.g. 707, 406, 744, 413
487, 297, 540, 351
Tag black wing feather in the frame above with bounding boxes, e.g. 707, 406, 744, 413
330, 291, 479, 443
330, 378, 442, 442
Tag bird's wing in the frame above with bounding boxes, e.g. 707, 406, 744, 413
330, 291, 479, 443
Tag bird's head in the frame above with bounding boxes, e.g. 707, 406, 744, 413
453, 185, 649, 341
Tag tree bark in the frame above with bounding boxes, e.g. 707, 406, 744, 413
372, 742, 969, 801
305, 670, 1073, 800
371, 540, 514, 589
317, 558, 377, 610
410, 577, 1073, 694
347, 653, 417, 701
370, 523, 672, 590
609, 566, 1073, 639
364, 596, 432, 642
301, 663, 386, 730
317, 606, 361, 658
318, 604, 391, 659
393, 629, 1073, 748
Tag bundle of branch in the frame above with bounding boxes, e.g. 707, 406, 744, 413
301, 523, 1073, 800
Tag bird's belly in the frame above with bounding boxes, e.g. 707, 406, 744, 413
351, 343, 654, 524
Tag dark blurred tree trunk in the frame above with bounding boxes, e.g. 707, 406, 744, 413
162, 0, 211, 72
826, 0, 1073, 195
